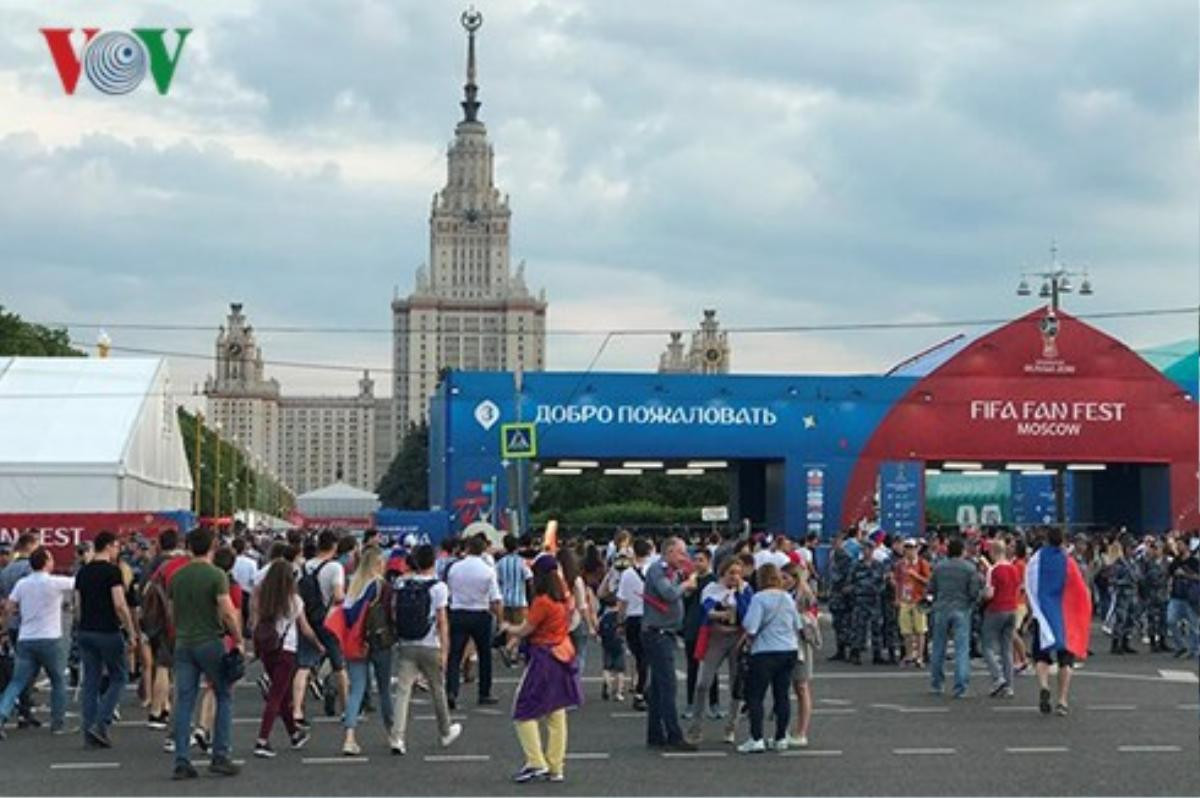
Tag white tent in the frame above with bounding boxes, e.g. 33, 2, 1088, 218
296, 481, 380, 519
0, 357, 193, 512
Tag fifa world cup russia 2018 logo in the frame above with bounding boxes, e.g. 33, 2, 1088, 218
1039, 312, 1060, 360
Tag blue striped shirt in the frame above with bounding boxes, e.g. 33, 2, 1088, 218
495, 553, 530, 609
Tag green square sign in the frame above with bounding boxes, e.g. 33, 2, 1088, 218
500, 422, 537, 459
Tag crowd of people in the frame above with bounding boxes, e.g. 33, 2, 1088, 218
0, 520, 1196, 784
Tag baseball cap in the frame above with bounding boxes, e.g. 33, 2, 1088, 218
532, 552, 559, 575
903, 538, 918, 548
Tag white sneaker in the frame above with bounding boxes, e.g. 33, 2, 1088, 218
723, 729, 737, 745
737, 738, 766, 754
773, 738, 789, 752
440, 723, 462, 748
787, 734, 808, 748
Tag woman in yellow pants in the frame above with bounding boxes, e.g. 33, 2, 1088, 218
501, 554, 583, 784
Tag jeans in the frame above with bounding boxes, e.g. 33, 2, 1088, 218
930, 607, 971, 695
174, 640, 233, 766
1167, 598, 1199, 655
345, 647, 394, 730
981, 611, 1016, 688
684, 631, 718, 710
746, 651, 794, 742
642, 628, 684, 745
0, 638, 66, 727
392, 645, 452, 747
78, 631, 127, 736
446, 610, 494, 702
625, 617, 647, 697
257, 649, 298, 742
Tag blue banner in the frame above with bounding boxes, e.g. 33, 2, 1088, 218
879, 460, 924, 539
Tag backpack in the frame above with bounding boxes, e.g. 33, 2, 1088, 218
298, 560, 333, 629
364, 581, 396, 651
392, 578, 435, 642
141, 573, 171, 643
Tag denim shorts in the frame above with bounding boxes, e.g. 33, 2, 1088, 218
297, 625, 344, 671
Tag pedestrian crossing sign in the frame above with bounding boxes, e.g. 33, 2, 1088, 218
500, 422, 537, 459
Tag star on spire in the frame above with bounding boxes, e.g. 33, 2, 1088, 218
460, 7, 483, 122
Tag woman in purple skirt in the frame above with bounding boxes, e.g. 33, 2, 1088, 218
500, 553, 583, 784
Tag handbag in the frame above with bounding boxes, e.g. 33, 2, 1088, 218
220, 648, 246, 684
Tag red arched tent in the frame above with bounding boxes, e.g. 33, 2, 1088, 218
843, 307, 1198, 531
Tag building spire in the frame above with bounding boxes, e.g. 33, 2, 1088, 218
460, 7, 483, 122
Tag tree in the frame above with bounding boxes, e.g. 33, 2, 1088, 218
532, 470, 729, 522
178, 408, 293, 518
0, 306, 84, 356
377, 420, 429, 509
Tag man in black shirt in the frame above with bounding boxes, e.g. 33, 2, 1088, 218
75, 532, 137, 748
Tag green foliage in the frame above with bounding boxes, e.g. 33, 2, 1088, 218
533, 501, 706, 526
0, 306, 84, 357
377, 420, 429, 510
532, 469, 729, 518
178, 408, 293, 518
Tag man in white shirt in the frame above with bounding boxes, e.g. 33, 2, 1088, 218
617, 537, 654, 711
0, 547, 75, 737
390, 544, 462, 755
444, 534, 502, 709
753, 536, 792, 572
294, 531, 347, 725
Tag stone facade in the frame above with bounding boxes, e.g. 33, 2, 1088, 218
204, 303, 377, 496
388, 9, 546, 459
658, 309, 732, 374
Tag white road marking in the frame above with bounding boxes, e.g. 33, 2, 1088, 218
1006, 747, 1069, 754
475, 708, 504, 716
991, 706, 1039, 712
818, 698, 854, 706
812, 708, 857, 715
1117, 745, 1182, 753
50, 762, 120, 770
302, 757, 370, 764
662, 751, 728, 759
893, 748, 956, 755
1177, 703, 1200, 711
870, 703, 949, 714
610, 712, 643, 719
424, 754, 491, 762
415, 714, 468, 721
1158, 669, 1200, 684
565, 752, 610, 760
780, 749, 843, 757
1086, 705, 1136, 711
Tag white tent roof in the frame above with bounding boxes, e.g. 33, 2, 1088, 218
0, 357, 193, 511
296, 481, 380, 519
297, 482, 379, 502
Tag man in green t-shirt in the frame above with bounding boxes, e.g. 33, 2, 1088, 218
168, 527, 243, 780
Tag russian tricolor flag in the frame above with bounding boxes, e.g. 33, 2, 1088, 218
323, 581, 379, 662
1025, 545, 1092, 660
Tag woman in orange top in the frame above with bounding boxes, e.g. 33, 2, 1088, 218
500, 554, 583, 784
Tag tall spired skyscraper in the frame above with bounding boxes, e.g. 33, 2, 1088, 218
388, 8, 547, 457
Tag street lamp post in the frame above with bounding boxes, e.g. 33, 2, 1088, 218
213, 422, 222, 522
193, 411, 204, 516
1016, 243, 1097, 534
1015, 243, 1094, 314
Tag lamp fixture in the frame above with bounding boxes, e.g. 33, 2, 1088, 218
603, 468, 643, 476
687, 460, 728, 469
1004, 463, 1045, 471
541, 467, 582, 476
666, 468, 704, 476
1066, 463, 1106, 471
557, 460, 598, 469
943, 461, 983, 470
623, 461, 663, 469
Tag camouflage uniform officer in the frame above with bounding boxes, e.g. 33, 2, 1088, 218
827, 534, 855, 661
849, 544, 885, 665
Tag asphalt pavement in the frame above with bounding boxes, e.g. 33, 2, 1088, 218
2, 624, 1196, 796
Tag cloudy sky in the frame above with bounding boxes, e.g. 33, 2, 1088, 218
1, 0, 1196, 406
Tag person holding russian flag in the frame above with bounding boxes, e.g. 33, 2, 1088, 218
1024, 526, 1093, 716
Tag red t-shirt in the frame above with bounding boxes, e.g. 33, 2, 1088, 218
986, 562, 1020, 613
